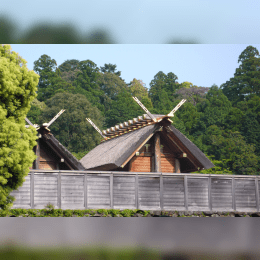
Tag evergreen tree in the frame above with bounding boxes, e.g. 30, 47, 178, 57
73, 60, 105, 113
197, 85, 231, 130
202, 126, 258, 175
33, 54, 59, 101
221, 45, 260, 103
100, 63, 121, 76
149, 71, 179, 107
0, 45, 39, 209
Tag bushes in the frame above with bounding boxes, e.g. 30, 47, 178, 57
0, 208, 151, 217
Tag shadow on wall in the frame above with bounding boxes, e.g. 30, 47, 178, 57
0, 15, 199, 44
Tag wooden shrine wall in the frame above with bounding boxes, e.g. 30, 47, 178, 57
10, 170, 260, 212
129, 139, 176, 173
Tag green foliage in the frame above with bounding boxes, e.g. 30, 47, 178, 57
39, 92, 104, 154
33, 54, 59, 101
197, 85, 231, 129
221, 45, 260, 104
100, 63, 121, 76
0, 245, 161, 259
97, 71, 128, 113
128, 78, 149, 100
72, 60, 105, 113
149, 71, 179, 106
202, 127, 258, 175
0, 45, 39, 209
26, 98, 46, 125
196, 155, 233, 175
175, 84, 209, 106
104, 89, 143, 128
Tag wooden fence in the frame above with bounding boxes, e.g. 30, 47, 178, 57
10, 170, 260, 212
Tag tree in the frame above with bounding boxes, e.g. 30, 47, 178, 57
235, 96, 260, 156
0, 45, 39, 209
175, 85, 209, 106
197, 85, 231, 130
58, 59, 81, 84
39, 92, 104, 156
202, 126, 258, 175
26, 98, 46, 125
104, 89, 143, 128
33, 54, 59, 101
149, 71, 179, 109
221, 45, 260, 103
73, 60, 105, 113
100, 63, 121, 76
128, 78, 149, 100
97, 71, 128, 112
58, 59, 80, 73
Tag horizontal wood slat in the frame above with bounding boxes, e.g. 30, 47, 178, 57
10, 171, 260, 212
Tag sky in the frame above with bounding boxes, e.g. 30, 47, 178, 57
2, 0, 260, 44
11, 44, 260, 89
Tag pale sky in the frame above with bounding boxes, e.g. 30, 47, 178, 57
2, 0, 260, 43
11, 44, 260, 89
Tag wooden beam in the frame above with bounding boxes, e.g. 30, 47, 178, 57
154, 133, 161, 172
175, 158, 181, 173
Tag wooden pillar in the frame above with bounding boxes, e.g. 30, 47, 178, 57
154, 133, 161, 172
175, 158, 181, 173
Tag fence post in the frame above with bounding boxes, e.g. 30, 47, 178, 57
184, 175, 188, 211
135, 174, 139, 209
110, 173, 113, 209
160, 174, 164, 210
208, 176, 212, 211
57, 172, 61, 209
30, 172, 34, 209
84, 173, 88, 209
255, 177, 259, 212
232, 177, 236, 211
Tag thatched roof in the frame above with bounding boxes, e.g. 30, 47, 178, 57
40, 130, 85, 170
80, 124, 159, 170
80, 115, 214, 172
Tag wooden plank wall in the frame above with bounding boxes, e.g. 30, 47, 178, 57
10, 171, 260, 212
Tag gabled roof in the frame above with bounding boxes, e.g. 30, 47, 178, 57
80, 115, 214, 172
40, 129, 85, 170
26, 124, 85, 170
80, 123, 159, 170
